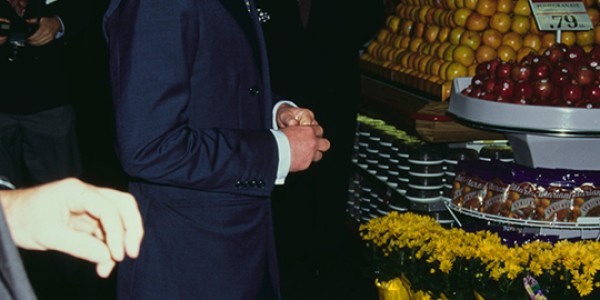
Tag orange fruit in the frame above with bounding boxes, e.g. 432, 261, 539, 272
437, 27, 451, 43
386, 16, 401, 34
560, 31, 577, 46
464, 0, 478, 10
595, 26, 600, 45
459, 30, 482, 50
530, 17, 542, 35
516, 47, 536, 63
436, 42, 452, 59
523, 33, 542, 52
468, 63, 477, 76
428, 58, 445, 76
511, 15, 531, 34
497, 45, 516, 62
443, 44, 459, 61
475, 0, 497, 16
409, 37, 425, 52
424, 25, 441, 43
411, 22, 426, 38
465, 12, 490, 31
442, 80, 453, 100
418, 6, 432, 23
475, 44, 498, 63
514, 0, 532, 16
496, 0, 514, 13
541, 32, 557, 49
438, 61, 453, 80
453, 8, 473, 27
401, 20, 414, 36
588, 7, 600, 26
376, 29, 389, 44
453, 45, 476, 66
481, 29, 503, 49
490, 13, 512, 33
502, 32, 524, 51
576, 30, 594, 47
446, 62, 469, 80
449, 27, 466, 45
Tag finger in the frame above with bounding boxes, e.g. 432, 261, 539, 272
96, 260, 116, 278
97, 188, 144, 259
312, 125, 324, 138
318, 138, 331, 152
313, 150, 323, 162
50, 231, 113, 264
74, 188, 127, 261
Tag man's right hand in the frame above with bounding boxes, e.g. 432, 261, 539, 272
282, 125, 330, 172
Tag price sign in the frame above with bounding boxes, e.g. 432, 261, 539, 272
529, 0, 592, 31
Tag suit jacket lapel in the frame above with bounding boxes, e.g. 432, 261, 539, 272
218, 0, 260, 62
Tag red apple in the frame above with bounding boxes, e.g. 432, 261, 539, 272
483, 78, 496, 93
532, 79, 554, 101
573, 66, 594, 86
513, 81, 534, 102
511, 64, 531, 82
496, 62, 513, 80
590, 45, 600, 59
562, 83, 583, 104
550, 67, 571, 85
531, 62, 551, 81
584, 84, 600, 102
493, 78, 515, 100
565, 45, 585, 64
543, 44, 565, 63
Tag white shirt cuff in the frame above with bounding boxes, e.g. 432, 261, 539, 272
270, 129, 291, 185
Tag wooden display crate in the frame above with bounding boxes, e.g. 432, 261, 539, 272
359, 73, 505, 143
359, 58, 445, 102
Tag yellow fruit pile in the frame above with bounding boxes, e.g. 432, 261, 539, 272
362, 0, 600, 100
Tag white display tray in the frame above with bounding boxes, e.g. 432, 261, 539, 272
448, 77, 600, 170
448, 77, 600, 134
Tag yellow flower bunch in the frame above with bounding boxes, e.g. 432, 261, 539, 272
360, 211, 600, 297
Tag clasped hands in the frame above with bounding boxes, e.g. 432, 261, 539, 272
0, 16, 62, 46
277, 104, 331, 172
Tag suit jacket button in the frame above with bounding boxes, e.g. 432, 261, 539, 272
258, 180, 265, 188
249, 86, 260, 96
235, 180, 242, 188
250, 180, 257, 187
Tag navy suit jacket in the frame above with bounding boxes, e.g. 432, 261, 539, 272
104, 0, 281, 298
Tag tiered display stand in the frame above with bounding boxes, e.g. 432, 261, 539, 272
447, 77, 600, 239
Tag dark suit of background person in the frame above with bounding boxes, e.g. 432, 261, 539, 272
0, 205, 36, 300
104, 0, 328, 298
0, 1, 98, 300
257, 0, 383, 291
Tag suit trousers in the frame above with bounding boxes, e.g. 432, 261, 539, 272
0, 105, 82, 187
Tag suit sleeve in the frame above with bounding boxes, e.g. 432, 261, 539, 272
104, 0, 279, 196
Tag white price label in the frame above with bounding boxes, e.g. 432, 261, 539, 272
529, 0, 593, 31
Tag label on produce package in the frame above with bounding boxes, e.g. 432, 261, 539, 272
529, 0, 592, 31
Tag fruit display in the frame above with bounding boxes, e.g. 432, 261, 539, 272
361, 0, 600, 100
461, 43, 600, 107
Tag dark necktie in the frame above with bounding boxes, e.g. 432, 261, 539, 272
7, 0, 27, 16
298, 0, 311, 28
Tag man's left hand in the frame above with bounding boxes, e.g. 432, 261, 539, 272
276, 104, 319, 129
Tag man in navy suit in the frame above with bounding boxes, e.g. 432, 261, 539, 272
104, 0, 330, 299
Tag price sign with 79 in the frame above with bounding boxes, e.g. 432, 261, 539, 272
529, 0, 592, 31
550, 14, 579, 29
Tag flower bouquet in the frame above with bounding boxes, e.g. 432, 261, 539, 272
360, 211, 600, 299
